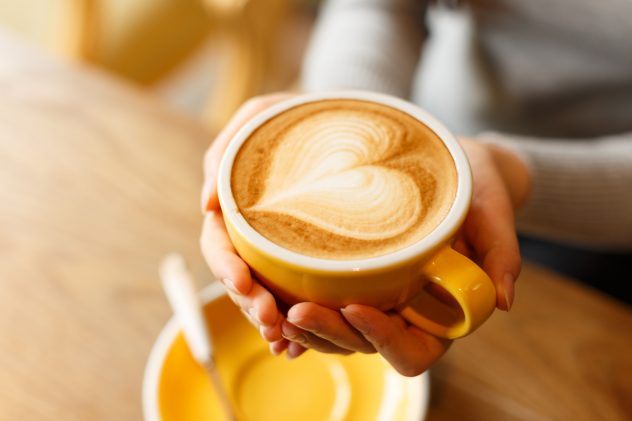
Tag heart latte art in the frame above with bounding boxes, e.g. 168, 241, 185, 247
231, 100, 457, 260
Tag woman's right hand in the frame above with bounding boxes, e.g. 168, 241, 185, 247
200, 93, 307, 357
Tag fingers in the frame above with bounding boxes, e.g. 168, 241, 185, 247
270, 339, 290, 356
229, 282, 283, 344
228, 281, 280, 328
287, 303, 375, 353
282, 302, 453, 376
201, 93, 294, 212
341, 305, 452, 377
461, 141, 521, 311
466, 169, 521, 311
281, 320, 353, 355
286, 341, 308, 359
200, 212, 252, 295
201, 212, 284, 342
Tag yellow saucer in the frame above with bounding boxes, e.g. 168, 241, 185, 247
143, 283, 429, 421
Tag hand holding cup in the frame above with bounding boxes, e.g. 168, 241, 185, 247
201, 92, 523, 376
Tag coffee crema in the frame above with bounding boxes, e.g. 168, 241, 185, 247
231, 99, 457, 260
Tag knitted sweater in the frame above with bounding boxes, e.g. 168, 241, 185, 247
301, 0, 632, 250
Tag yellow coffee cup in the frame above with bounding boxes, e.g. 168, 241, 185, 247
217, 91, 496, 339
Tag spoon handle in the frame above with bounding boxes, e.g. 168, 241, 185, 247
160, 253, 237, 420
160, 253, 213, 362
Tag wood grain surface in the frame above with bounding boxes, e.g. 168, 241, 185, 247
428, 265, 632, 421
0, 31, 210, 420
1, 31, 631, 421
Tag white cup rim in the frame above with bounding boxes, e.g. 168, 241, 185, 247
217, 90, 472, 272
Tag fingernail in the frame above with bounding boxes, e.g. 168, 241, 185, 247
222, 278, 238, 294
269, 342, 281, 356
280, 320, 292, 338
269, 340, 286, 356
281, 322, 306, 343
285, 306, 302, 325
283, 334, 307, 345
503, 273, 514, 311
286, 343, 303, 360
240, 309, 257, 327
248, 307, 261, 325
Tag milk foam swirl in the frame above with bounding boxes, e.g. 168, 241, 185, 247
249, 112, 422, 240
231, 100, 457, 260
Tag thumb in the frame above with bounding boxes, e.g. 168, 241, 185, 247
465, 170, 521, 311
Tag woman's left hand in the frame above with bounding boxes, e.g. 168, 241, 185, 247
280, 138, 531, 376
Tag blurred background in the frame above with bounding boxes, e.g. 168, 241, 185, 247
0, 0, 319, 133
0, 0, 480, 135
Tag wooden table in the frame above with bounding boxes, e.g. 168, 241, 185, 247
1, 32, 631, 421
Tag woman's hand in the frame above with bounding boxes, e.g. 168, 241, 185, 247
275, 138, 531, 376
455, 138, 531, 311
200, 93, 531, 374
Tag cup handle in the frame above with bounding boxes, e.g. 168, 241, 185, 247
399, 246, 497, 339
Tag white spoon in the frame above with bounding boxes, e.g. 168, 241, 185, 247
159, 253, 236, 420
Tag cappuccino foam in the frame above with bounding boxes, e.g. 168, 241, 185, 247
231, 99, 457, 260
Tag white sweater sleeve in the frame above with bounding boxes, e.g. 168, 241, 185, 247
301, 0, 632, 252
480, 132, 632, 251
301, 0, 428, 98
